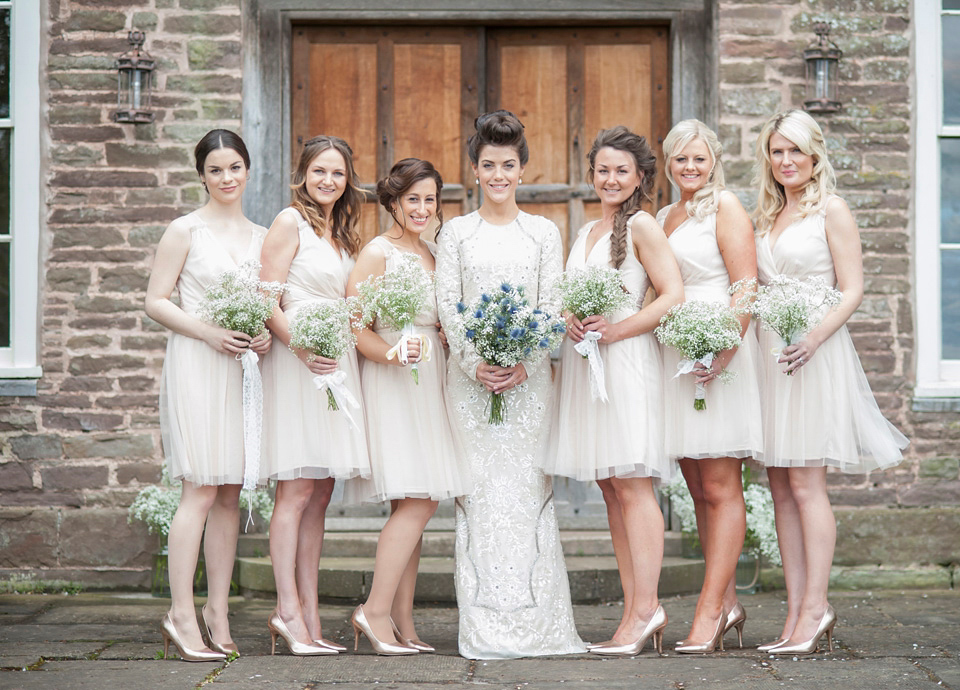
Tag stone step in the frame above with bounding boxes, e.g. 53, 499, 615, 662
237, 529, 683, 559
237, 554, 705, 603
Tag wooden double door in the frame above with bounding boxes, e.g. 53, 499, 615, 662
291, 24, 671, 255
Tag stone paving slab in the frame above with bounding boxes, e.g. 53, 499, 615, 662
212, 654, 471, 684
2, 660, 218, 690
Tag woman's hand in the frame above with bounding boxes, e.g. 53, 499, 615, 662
693, 346, 737, 385
250, 330, 272, 355
780, 336, 821, 374
435, 322, 448, 349
202, 325, 252, 355
299, 351, 339, 376
581, 314, 622, 345
565, 312, 585, 343
401, 337, 422, 365
476, 361, 528, 393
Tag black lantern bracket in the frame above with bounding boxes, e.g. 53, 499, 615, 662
803, 22, 843, 114
114, 30, 156, 124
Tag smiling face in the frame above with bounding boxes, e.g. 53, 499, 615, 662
668, 137, 713, 196
768, 130, 815, 192
200, 147, 249, 203
472, 144, 524, 205
393, 177, 438, 235
305, 147, 348, 211
592, 147, 642, 209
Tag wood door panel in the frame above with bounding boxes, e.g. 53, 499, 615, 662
583, 44, 652, 142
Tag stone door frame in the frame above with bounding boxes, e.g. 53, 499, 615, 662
240, 0, 715, 226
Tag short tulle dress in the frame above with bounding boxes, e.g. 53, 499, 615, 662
657, 204, 764, 461
260, 208, 370, 482
544, 216, 673, 482
160, 213, 266, 486
343, 236, 470, 503
755, 201, 908, 472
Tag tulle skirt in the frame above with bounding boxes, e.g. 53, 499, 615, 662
343, 328, 471, 503
545, 321, 673, 482
757, 324, 908, 472
160, 333, 245, 486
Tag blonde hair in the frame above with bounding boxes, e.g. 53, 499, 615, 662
290, 135, 364, 257
662, 119, 725, 222
753, 109, 836, 235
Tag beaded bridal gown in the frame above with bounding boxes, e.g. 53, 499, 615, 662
436, 211, 585, 660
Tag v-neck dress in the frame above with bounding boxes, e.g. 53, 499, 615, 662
544, 216, 672, 482
160, 213, 266, 486
657, 204, 764, 461
755, 203, 908, 472
259, 208, 371, 482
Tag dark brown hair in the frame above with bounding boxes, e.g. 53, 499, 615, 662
467, 110, 529, 165
194, 129, 251, 177
289, 135, 364, 257
377, 158, 444, 235
587, 126, 657, 269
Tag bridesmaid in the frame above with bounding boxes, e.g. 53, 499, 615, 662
259, 135, 371, 656
146, 129, 270, 661
752, 110, 907, 655
344, 158, 470, 655
546, 126, 683, 655
657, 119, 763, 654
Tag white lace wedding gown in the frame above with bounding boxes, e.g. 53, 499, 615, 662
436, 210, 586, 660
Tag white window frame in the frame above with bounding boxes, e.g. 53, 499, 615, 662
0, 0, 41, 378
915, 0, 960, 398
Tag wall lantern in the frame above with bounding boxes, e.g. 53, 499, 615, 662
114, 31, 155, 124
803, 22, 842, 114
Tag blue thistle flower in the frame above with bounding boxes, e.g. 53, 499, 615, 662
500, 298, 510, 309
528, 320, 539, 329
466, 329, 476, 340
552, 322, 566, 334
474, 308, 485, 319
509, 328, 523, 340
500, 283, 511, 293
456, 302, 467, 314
539, 338, 551, 348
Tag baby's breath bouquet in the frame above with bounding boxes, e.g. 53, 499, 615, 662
752, 275, 842, 375
288, 299, 361, 424
198, 259, 284, 503
557, 266, 634, 403
655, 300, 742, 411
457, 283, 566, 425
355, 253, 434, 384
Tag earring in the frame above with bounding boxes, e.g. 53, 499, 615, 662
475, 178, 479, 185
519, 178, 523, 185
201, 180, 208, 192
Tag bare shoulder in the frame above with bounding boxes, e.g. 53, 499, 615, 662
628, 210, 661, 236
717, 189, 746, 212
824, 195, 852, 221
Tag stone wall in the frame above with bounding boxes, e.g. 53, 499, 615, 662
0, 0, 956, 588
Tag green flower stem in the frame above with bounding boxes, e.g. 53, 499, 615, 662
326, 388, 339, 411
488, 391, 505, 425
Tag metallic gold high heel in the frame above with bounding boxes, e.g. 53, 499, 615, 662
267, 609, 338, 656
586, 639, 615, 650
200, 605, 239, 657
313, 637, 348, 652
350, 605, 418, 655
391, 619, 435, 653
160, 613, 226, 662
757, 637, 787, 653
722, 602, 747, 649
589, 605, 668, 656
771, 606, 836, 655
675, 609, 726, 655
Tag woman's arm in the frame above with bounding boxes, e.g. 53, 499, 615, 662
436, 225, 483, 381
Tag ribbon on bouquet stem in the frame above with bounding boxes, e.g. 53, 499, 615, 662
385, 323, 433, 385
312, 369, 361, 431
674, 352, 714, 411
573, 331, 608, 402
238, 349, 263, 531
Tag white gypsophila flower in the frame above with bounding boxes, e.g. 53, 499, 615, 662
355, 253, 433, 331
288, 298, 359, 360
751, 275, 842, 347
654, 299, 743, 362
198, 259, 285, 338
558, 265, 634, 320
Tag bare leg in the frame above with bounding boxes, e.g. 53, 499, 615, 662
683, 456, 746, 645
269, 478, 317, 645
598, 478, 634, 640
202, 483, 242, 647
363, 497, 438, 643
767, 467, 805, 641
610, 476, 664, 644
298, 478, 334, 640
784, 467, 834, 643
391, 533, 424, 641
167, 481, 218, 651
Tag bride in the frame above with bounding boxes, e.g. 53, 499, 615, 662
436, 110, 585, 659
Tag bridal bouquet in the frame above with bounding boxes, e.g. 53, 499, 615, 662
654, 300, 742, 411
751, 275, 842, 375
557, 265, 634, 403
355, 253, 434, 385
457, 283, 566, 425
288, 299, 361, 426
198, 259, 284, 515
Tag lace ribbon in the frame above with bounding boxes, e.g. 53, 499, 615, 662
573, 331, 608, 403
385, 323, 433, 384
312, 370, 361, 431
674, 351, 714, 404
238, 349, 262, 530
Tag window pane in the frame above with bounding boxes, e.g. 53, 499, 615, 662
0, 241, 8, 348
945, 1, 960, 9
945, 16, 960, 125
944, 249, 960, 359
0, 129, 8, 236
942, 138, 960, 243
0, 8, 8, 119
